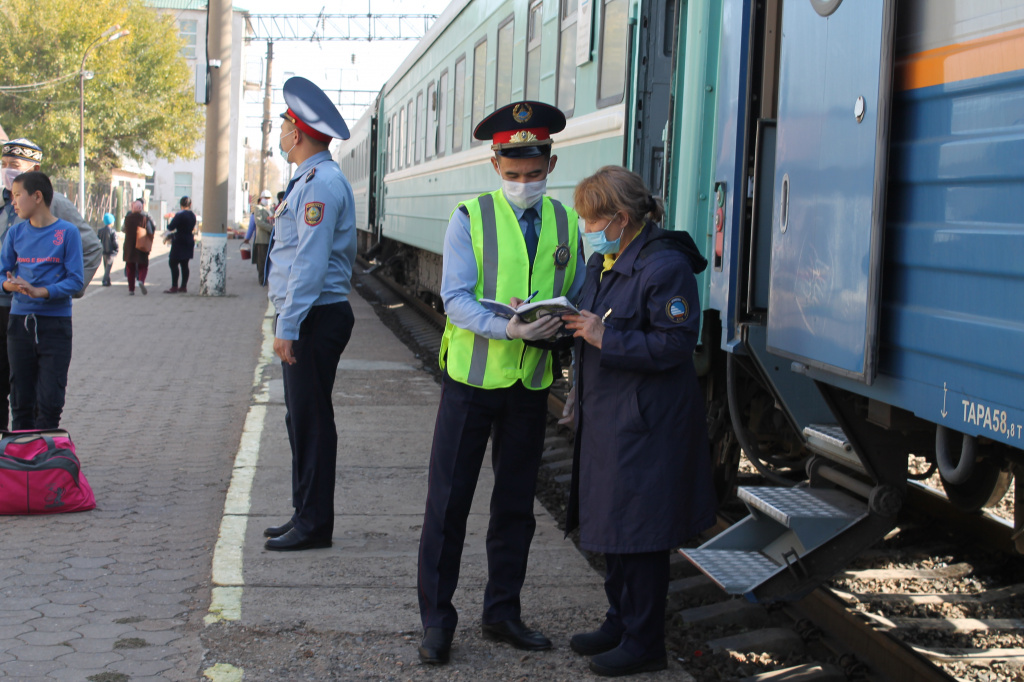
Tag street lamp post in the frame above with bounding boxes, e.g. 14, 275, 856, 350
79, 26, 130, 211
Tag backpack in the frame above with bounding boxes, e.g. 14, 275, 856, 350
0, 430, 96, 514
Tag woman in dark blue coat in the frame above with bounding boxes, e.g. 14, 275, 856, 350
164, 195, 196, 294
562, 166, 716, 677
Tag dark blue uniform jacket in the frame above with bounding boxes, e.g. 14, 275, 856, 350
566, 223, 717, 553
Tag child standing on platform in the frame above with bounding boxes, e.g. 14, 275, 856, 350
98, 212, 118, 286
0, 171, 83, 429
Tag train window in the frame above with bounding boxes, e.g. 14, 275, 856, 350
437, 69, 449, 157
390, 113, 398, 172
398, 105, 407, 170
558, 0, 577, 116
426, 81, 437, 160
471, 37, 488, 144
597, 0, 628, 108
495, 15, 515, 108
453, 55, 466, 153
525, 1, 543, 101
415, 90, 424, 164
406, 98, 414, 167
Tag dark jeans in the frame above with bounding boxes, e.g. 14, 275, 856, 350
253, 243, 269, 286
169, 258, 190, 289
102, 254, 114, 285
418, 375, 550, 630
126, 262, 148, 291
280, 301, 355, 537
0, 306, 9, 430
8, 314, 73, 430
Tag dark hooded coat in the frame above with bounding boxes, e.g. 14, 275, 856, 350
566, 223, 717, 553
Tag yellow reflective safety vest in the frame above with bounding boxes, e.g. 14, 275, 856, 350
440, 190, 580, 390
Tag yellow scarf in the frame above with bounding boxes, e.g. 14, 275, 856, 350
600, 224, 644, 280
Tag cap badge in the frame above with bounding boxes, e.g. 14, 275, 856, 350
512, 103, 533, 124
509, 130, 538, 144
554, 242, 571, 269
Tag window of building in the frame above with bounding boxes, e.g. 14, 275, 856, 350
598, 0, 628, 107
495, 15, 515, 108
471, 38, 488, 144
416, 90, 425, 163
437, 70, 448, 157
452, 56, 466, 153
558, 0, 577, 116
179, 19, 198, 59
426, 81, 437, 160
525, 1, 543, 101
174, 172, 192, 199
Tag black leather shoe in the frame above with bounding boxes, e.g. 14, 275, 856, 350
589, 646, 667, 677
481, 620, 552, 651
263, 520, 294, 538
264, 528, 331, 552
418, 627, 453, 664
570, 629, 621, 656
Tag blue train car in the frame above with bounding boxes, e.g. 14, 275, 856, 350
682, 0, 1024, 601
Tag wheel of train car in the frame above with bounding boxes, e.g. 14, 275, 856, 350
940, 452, 1012, 513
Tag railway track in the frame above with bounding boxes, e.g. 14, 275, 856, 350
356, 264, 1024, 682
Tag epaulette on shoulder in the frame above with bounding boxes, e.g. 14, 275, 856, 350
305, 167, 317, 182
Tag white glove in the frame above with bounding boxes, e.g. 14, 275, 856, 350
558, 385, 576, 426
506, 313, 563, 341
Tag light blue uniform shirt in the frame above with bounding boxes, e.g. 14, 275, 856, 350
440, 193, 586, 340
268, 150, 356, 341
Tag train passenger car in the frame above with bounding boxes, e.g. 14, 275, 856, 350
334, 106, 376, 250
340, 0, 1024, 603
680, 0, 1024, 602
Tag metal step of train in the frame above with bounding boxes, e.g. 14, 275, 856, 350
682, 486, 870, 601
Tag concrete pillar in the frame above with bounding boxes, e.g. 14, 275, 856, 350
199, 0, 231, 296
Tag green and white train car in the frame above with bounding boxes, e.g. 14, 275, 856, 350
335, 0, 711, 310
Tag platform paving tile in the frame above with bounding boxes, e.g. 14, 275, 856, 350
0, 659, 63, 677
29, 616, 88, 633
0, 623, 35, 639
66, 637, 118, 653
0, 610, 43, 626
54, 650, 125, 668
16, 630, 82, 646
108, 657, 176, 677
5, 643, 74, 661
41, 590, 101, 606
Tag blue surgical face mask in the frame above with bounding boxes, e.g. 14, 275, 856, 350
584, 216, 623, 255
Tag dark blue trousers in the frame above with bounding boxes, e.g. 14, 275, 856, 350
418, 374, 549, 630
0, 306, 9, 430
280, 301, 354, 538
8, 314, 72, 431
600, 551, 670, 659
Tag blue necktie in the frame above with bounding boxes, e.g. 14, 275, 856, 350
522, 207, 538, 263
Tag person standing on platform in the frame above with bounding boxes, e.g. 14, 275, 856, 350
0, 139, 102, 295
121, 200, 153, 295
252, 189, 273, 285
0, 172, 84, 430
164, 196, 196, 294
561, 166, 716, 677
97, 212, 118, 286
416, 101, 585, 665
262, 77, 356, 552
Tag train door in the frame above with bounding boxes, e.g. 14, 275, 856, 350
629, 0, 677, 196
765, 0, 896, 384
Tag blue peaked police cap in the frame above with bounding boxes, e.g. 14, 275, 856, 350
280, 76, 350, 142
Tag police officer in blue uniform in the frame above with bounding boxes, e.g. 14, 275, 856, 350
417, 102, 586, 664
262, 77, 357, 552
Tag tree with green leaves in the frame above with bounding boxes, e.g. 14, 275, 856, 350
0, 0, 203, 176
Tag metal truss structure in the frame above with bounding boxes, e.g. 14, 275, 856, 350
244, 13, 437, 43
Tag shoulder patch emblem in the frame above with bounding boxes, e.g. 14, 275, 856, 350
305, 167, 317, 182
666, 296, 689, 323
304, 202, 325, 226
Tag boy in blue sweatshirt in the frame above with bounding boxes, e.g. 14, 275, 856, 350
0, 171, 83, 429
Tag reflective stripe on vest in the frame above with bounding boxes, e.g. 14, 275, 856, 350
440, 190, 578, 390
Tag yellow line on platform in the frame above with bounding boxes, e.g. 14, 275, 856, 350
203, 662, 244, 681
205, 303, 275, 626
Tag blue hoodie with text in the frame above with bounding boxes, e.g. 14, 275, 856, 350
0, 218, 84, 316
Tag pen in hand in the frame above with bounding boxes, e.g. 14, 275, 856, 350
521, 290, 540, 305
601, 308, 613, 322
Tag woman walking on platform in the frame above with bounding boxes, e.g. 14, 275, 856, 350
164, 196, 195, 294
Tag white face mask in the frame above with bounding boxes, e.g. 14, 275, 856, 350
2, 168, 20, 192
502, 178, 547, 210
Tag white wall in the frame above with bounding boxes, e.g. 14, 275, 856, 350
148, 8, 248, 228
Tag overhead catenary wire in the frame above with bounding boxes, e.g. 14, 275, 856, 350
0, 71, 80, 91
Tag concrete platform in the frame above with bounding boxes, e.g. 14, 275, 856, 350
205, 286, 695, 680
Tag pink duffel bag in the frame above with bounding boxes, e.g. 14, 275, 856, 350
0, 430, 96, 514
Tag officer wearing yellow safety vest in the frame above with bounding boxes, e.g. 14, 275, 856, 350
417, 101, 585, 665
